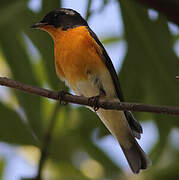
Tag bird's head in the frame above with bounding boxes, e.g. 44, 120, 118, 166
31, 8, 88, 32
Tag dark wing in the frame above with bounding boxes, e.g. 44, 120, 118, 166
87, 27, 124, 101
87, 27, 142, 138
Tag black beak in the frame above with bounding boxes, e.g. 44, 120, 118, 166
30, 22, 49, 29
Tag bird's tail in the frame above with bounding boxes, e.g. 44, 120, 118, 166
120, 138, 151, 173
97, 109, 151, 173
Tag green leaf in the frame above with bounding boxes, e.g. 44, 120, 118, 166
81, 138, 120, 178
49, 163, 92, 180
49, 107, 119, 178
0, 22, 43, 138
102, 36, 121, 45
0, 0, 27, 26
19, 8, 66, 90
119, 0, 179, 163
0, 102, 36, 145
0, 160, 4, 179
41, 0, 61, 14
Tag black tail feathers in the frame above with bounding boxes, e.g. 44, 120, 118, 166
121, 139, 151, 173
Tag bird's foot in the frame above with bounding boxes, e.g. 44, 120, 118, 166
58, 90, 70, 105
88, 95, 100, 111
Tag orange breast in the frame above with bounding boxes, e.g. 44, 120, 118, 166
53, 26, 107, 88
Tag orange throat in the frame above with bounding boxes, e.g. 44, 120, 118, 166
40, 25, 107, 91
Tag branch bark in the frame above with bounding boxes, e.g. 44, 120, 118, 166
0, 76, 179, 115
132, 0, 179, 25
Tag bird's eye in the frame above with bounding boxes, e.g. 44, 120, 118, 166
53, 13, 59, 18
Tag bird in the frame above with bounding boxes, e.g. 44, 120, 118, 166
31, 8, 151, 173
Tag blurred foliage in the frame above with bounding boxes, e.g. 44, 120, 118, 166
0, 0, 178, 180
119, 0, 179, 165
0, 161, 4, 179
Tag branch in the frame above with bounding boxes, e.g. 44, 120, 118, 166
36, 103, 60, 180
0, 77, 179, 115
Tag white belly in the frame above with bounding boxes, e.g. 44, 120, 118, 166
72, 70, 116, 98
68, 69, 132, 147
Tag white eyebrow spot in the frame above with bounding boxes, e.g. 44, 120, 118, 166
63, 10, 75, 16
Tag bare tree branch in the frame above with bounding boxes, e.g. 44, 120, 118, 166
0, 77, 179, 115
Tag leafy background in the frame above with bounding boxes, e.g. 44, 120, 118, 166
0, 0, 179, 179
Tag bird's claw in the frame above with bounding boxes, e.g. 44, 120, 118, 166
88, 95, 100, 111
58, 91, 69, 105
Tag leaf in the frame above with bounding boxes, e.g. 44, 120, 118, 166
49, 163, 92, 180
0, 20, 43, 138
41, 0, 61, 14
119, 0, 179, 163
0, 102, 36, 145
49, 107, 120, 178
0, 160, 4, 179
81, 138, 120, 178
19, 8, 66, 91
102, 36, 121, 45
0, 0, 27, 26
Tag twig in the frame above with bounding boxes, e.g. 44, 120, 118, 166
0, 76, 179, 115
36, 103, 60, 180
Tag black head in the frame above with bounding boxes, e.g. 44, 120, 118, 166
31, 8, 88, 30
